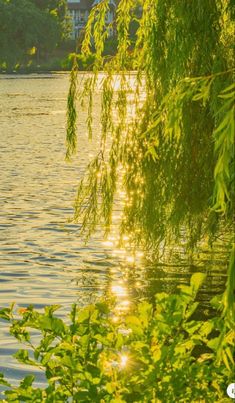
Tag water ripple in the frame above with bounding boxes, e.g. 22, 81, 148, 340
0, 73, 228, 388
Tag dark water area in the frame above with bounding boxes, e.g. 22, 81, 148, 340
0, 73, 228, 390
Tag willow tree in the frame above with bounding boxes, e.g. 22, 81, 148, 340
66, 0, 234, 293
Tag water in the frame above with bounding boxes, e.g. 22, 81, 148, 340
0, 73, 228, 389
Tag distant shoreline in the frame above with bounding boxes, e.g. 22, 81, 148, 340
0, 70, 70, 75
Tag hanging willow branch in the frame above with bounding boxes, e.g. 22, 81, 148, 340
66, 0, 234, 251
66, 56, 78, 161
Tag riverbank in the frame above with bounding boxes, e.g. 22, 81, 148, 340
0, 55, 95, 74
0, 58, 69, 74
0, 38, 117, 74
0, 52, 125, 73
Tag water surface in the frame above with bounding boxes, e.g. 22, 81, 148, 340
0, 73, 228, 388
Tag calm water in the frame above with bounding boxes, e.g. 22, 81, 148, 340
0, 73, 228, 389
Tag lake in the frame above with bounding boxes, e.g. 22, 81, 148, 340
0, 73, 228, 389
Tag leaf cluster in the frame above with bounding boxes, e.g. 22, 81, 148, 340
0, 274, 234, 402
66, 0, 234, 253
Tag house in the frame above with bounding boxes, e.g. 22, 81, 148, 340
67, 0, 116, 40
67, 1, 91, 40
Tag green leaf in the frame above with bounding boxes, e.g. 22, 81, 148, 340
225, 347, 234, 366
218, 91, 234, 99
221, 83, 235, 93
199, 321, 214, 337
41, 352, 53, 366
20, 375, 35, 388
0, 308, 11, 321
95, 302, 109, 314
214, 114, 230, 135
74, 390, 90, 400
14, 350, 39, 367
115, 333, 124, 349
0, 373, 11, 387
138, 302, 152, 326
4, 391, 19, 400
76, 307, 91, 324
151, 344, 162, 362
106, 382, 116, 394
207, 337, 220, 351
38, 316, 65, 334
184, 302, 199, 319
222, 350, 231, 371
178, 285, 192, 297
183, 320, 202, 335
44, 305, 61, 316
190, 273, 206, 293
126, 316, 143, 335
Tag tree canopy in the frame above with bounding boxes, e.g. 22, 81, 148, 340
0, 0, 68, 69
67, 0, 234, 255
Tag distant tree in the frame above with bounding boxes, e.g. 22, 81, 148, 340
29, 0, 67, 34
0, 0, 68, 69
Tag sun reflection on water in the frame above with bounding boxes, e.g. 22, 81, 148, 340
111, 284, 127, 297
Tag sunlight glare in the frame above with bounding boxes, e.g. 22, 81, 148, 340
111, 285, 127, 297
102, 240, 114, 247
126, 255, 135, 264
119, 354, 128, 369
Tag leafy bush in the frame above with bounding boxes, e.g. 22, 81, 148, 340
0, 273, 233, 402
62, 53, 96, 71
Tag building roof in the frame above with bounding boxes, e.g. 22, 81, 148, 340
68, 1, 93, 11
92, 0, 116, 6
68, 0, 116, 11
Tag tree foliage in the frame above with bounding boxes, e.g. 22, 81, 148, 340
0, 0, 68, 69
66, 0, 234, 255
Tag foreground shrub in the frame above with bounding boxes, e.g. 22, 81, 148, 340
0, 273, 233, 402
